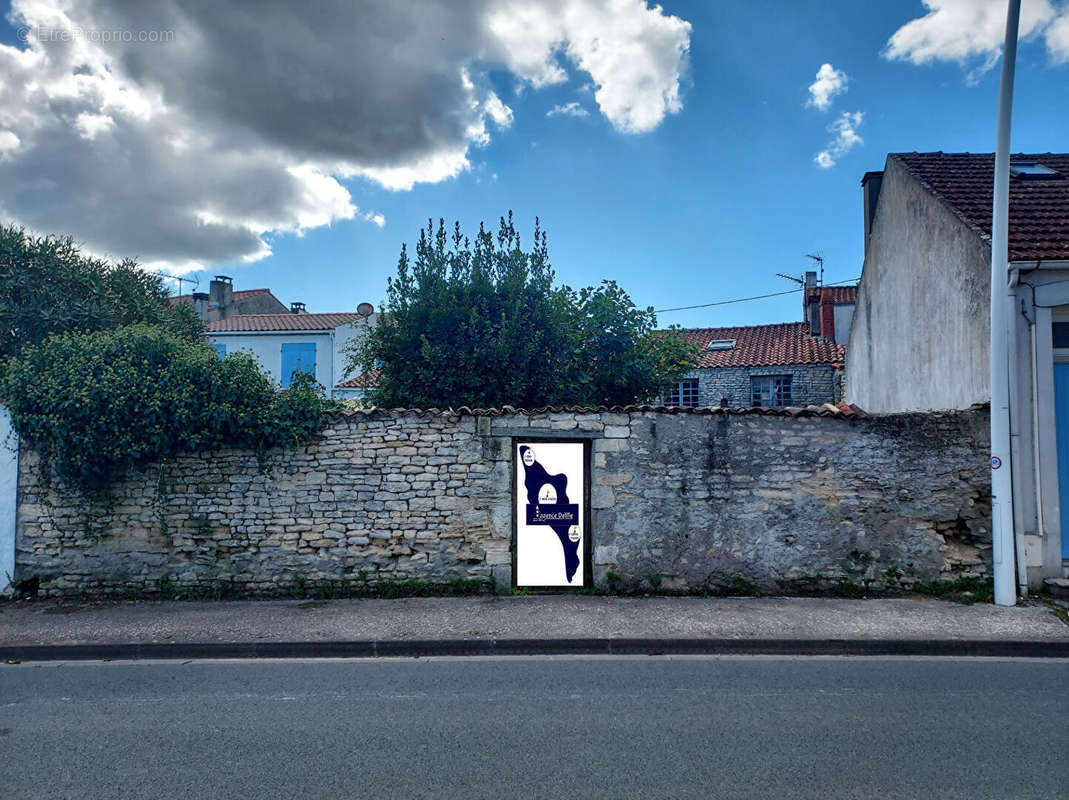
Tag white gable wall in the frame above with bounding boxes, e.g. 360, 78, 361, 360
845, 157, 991, 412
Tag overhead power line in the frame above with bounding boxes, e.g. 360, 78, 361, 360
653, 277, 860, 315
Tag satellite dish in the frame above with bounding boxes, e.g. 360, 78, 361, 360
357, 302, 374, 317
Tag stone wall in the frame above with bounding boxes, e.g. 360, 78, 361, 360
13, 406, 991, 598
687, 364, 839, 408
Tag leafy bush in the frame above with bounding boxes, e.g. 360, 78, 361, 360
0, 225, 202, 362
348, 213, 698, 408
0, 324, 333, 495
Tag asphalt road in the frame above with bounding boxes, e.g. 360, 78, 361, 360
1, 656, 1066, 799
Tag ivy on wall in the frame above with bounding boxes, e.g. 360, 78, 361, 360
0, 323, 333, 496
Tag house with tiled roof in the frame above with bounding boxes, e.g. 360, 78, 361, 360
205, 309, 376, 399
169, 275, 290, 321
172, 276, 377, 398
845, 151, 1069, 589
663, 297, 850, 409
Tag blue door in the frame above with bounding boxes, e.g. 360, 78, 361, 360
280, 342, 316, 388
1055, 363, 1069, 558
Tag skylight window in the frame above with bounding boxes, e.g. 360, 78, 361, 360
707, 339, 736, 351
1009, 162, 1062, 179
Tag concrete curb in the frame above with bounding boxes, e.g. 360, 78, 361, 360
3, 638, 1068, 662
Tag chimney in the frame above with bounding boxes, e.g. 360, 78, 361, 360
208, 275, 234, 321
290, 302, 306, 314
804, 271, 820, 334
862, 171, 883, 256
191, 292, 209, 321
818, 290, 835, 340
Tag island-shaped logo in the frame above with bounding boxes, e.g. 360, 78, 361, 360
519, 445, 581, 583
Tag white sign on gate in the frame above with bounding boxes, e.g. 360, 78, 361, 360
515, 441, 586, 587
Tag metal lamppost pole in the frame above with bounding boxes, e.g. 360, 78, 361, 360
990, 0, 1021, 606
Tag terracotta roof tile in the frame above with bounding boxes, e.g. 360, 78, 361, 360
327, 403, 872, 419
818, 285, 857, 304
892, 152, 1069, 262
337, 368, 381, 389
804, 284, 858, 308
206, 312, 365, 332
675, 322, 845, 369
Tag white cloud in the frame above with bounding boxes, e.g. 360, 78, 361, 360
807, 63, 847, 111
1048, 7, 1069, 61
0, 130, 20, 155
884, 0, 1058, 73
814, 111, 864, 169
0, 0, 691, 272
488, 0, 692, 134
547, 101, 590, 118
73, 113, 114, 140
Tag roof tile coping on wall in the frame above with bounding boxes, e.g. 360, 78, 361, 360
326, 402, 871, 421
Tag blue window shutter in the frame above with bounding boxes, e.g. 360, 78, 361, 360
212, 343, 226, 357
280, 342, 316, 387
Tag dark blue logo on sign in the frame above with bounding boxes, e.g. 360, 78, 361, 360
526, 504, 579, 527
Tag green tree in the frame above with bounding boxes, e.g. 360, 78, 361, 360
348, 214, 697, 408
557, 281, 699, 407
0, 324, 331, 495
0, 224, 202, 361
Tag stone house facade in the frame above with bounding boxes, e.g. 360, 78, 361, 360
664, 320, 848, 408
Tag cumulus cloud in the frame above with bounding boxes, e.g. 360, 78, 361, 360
806, 63, 847, 111
1048, 8, 1069, 61
0, 0, 691, 272
547, 101, 590, 118
814, 111, 863, 169
884, 0, 1060, 73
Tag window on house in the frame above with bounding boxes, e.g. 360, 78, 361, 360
751, 375, 793, 407
280, 342, 316, 387
663, 378, 700, 408
1009, 162, 1063, 179
707, 339, 736, 351
1053, 322, 1069, 349
211, 343, 226, 357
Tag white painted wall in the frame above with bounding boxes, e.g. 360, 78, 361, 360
845, 157, 991, 412
206, 316, 375, 397
208, 331, 333, 388
0, 407, 17, 595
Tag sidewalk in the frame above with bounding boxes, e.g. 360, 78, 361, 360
2, 595, 1067, 660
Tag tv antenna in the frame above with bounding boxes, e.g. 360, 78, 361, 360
805, 253, 824, 286
155, 272, 199, 296
775, 273, 804, 286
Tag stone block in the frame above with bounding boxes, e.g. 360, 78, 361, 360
591, 485, 615, 509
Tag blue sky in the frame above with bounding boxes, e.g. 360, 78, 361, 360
1, 1, 1067, 328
